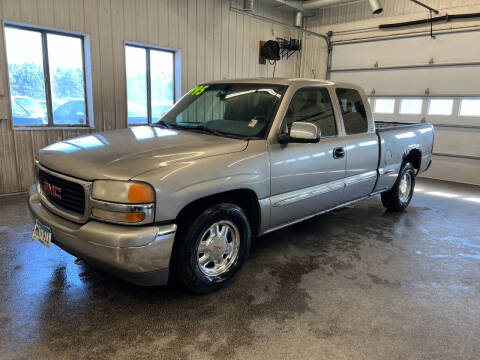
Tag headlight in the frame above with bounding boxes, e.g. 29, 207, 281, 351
92, 180, 154, 203
91, 181, 155, 225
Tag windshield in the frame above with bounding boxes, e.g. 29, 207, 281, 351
155, 83, 287, 138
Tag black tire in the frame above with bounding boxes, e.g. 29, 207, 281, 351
172, 203, 251, 294
381, 163, 416, 212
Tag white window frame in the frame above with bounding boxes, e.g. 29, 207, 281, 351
374, 97, 396, 114
124, 41, 181, 126
370, 95, 480, 128
3, 21, 94, 130
399, 98, 424, 115
459, 98, 480, 117
427, 98, 455, 116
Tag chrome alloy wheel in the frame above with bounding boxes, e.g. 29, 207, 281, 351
196, 221, 240, 277
399, 171, 412, 203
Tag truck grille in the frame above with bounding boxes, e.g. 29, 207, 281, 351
39, 169, 86, 215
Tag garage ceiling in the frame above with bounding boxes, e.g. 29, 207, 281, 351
260, 0, 306, 12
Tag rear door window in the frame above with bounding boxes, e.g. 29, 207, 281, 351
335, 88, 368, 135
284, 87, 337, 137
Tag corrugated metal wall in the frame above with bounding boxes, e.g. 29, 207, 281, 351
0, 0, 302, 195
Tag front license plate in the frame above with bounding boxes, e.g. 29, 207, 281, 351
32, 219, 52, 248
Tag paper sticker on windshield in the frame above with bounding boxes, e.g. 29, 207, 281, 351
189, 85, 209, 96
248, 119, 258, 128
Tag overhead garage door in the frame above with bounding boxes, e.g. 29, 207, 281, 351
330, 29, 480, 186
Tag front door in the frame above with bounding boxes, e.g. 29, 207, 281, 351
269, 86, 347, 229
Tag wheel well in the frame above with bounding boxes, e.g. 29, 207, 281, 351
403, 149, 422, 171
175, 189, 261, 237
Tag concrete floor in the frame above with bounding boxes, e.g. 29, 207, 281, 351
1, 178, 479, 360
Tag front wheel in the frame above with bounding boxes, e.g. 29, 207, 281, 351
381, 163, 415, 212
172, 203, 251, 294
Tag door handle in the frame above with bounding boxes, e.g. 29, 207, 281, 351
333, 147, 345, 159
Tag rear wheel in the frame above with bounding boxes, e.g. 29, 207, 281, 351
172, 203, 251, 294
381, 163, 415, 212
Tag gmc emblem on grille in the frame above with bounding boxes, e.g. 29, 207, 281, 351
42, 181, 62, 199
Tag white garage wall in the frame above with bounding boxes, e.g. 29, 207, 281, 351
302, 0, 480, 82
0, 0, 303, 194
331, 30, 480, 96
369, 95, 480, 185
302, 0, 480, 186
330, 29, 480, 186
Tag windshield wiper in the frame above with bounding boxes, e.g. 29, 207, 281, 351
155, 122, 246, 139
151, 120, 171, 129
187, 124, 226, 137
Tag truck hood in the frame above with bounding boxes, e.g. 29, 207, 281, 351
37, 126, 248, 180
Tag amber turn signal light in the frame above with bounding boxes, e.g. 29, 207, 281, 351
128, 183, 155, 203
92, 208, 146, 224
125, 212, 146, 223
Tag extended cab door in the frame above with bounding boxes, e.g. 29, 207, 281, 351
268, 86, 346, 229
334, 88, 379, 202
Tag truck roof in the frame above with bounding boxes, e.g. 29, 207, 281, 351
203, 78, 355, 88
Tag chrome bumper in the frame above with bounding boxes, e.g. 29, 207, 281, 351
28, 185, 176, 286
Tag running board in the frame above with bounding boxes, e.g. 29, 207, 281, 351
262, 189, 388, 235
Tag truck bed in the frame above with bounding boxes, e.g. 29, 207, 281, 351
375, 121, 427, 131
372, 120, 434, 193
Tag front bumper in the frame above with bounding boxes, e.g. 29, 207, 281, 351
28, 185, 176, 286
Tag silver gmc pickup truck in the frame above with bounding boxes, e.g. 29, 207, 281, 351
28, 79, 434, 293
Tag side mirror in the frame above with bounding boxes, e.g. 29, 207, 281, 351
279, 122, 320, 144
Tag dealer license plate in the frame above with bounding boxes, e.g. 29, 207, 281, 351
32, 219, 52, 247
